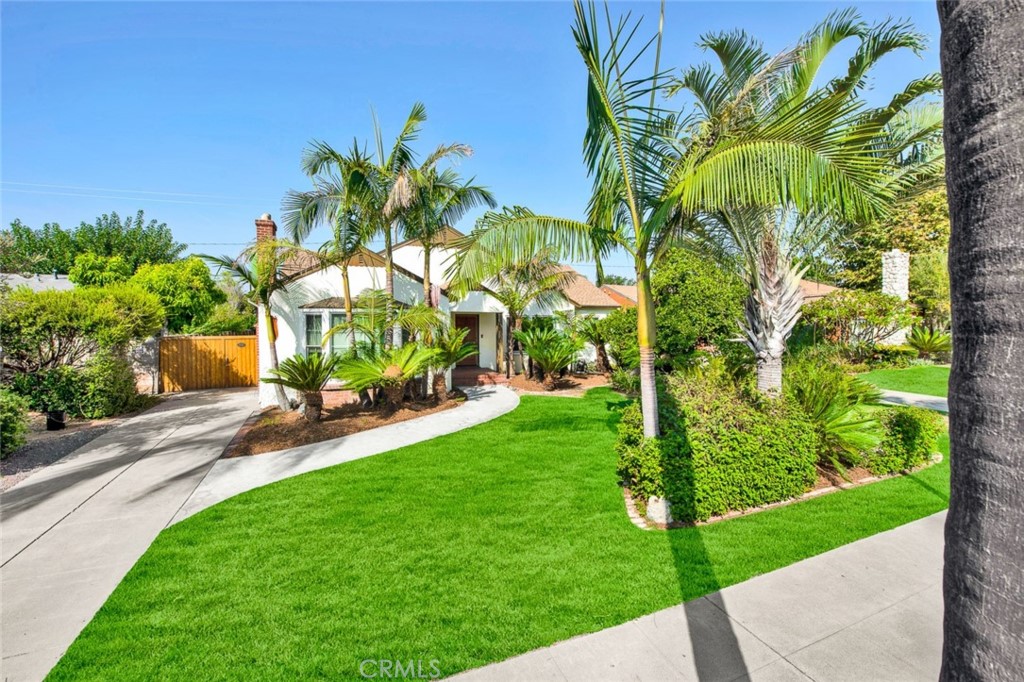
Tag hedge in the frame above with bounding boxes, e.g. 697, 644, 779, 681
616, 374, 818, 522
870, 406, 944, 475
1, 389, 30, 457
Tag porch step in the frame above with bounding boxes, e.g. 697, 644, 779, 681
452, 368, 510, 387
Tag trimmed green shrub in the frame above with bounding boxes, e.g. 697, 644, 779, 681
10, 366, 86, 413
866, 344, 919, 369
803, 290, 915, 346
79, 350, 141, 418
1, 389, 31, 457
599, 307, 639, 370
870, 406, 944, 475
610, 368, 640, 395
616, 374, 818, 522
10, 351, 141, 418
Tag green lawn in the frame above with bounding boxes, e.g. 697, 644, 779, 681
861, 365, 950, 397
49, 389, 950, 681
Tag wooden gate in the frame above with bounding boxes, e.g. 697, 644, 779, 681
159, 335, 258, 392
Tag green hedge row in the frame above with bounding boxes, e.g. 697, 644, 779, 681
617, 375, 818, 522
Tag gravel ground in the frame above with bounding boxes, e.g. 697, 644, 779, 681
1, 414, 134, 493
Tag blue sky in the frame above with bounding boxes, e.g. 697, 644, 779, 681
2, 1, 941, 281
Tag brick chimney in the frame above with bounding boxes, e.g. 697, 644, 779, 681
255, 213, 277, 241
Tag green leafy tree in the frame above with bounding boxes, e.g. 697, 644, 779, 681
0, 284, 164, 373
130, 257, 225, 332
836, 188, 950, 289
555, 310, 612, 374
600, 307, 640, 370
803, 289, 916, 347
601, 274, 636, 286
68, 253, 132, 286
650, 249, 745, 360
1, 211, 186, 274
909, 249, 950, 331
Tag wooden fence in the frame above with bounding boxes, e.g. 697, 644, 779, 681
159, 335, 258, 392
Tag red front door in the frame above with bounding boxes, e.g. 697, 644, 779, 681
454, 315, 480, 366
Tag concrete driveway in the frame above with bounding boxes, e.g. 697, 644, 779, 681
0, 389, 256, 681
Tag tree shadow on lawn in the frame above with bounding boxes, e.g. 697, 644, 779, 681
664, 511, 753, 679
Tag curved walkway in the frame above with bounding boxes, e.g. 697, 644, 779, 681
878, 389, 949, 413
171, 385, 519, 524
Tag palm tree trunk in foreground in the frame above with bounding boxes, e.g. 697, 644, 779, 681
263, 305, 290, 412
939, 1, 1024, 679
636, 266, 660, 437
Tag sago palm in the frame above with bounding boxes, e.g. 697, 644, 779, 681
555, 310, 611, 374
427, 325, 478, 401
261, 351, 341, 423
514, 328, 583, 390
450, 1, 894, 434
336, 343, 437, 411
203, 238, 307, 412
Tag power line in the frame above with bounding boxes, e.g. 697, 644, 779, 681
1, 181, 264, 202
1, 187, 256, 208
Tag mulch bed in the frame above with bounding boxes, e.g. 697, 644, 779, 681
508, 372, 611, 396
223, 388, 466, 458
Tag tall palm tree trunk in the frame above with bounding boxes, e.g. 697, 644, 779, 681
263, 305, 290, 411
342, 265, 356, 350
636, 264, 660, 437
939, 1, 1024, 678
384, 224, 396, 347
423, 244, 433, 307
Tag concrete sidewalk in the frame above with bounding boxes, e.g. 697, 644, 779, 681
879, 389, 948, 413
454, 512, 946, 682
172, 385, 519, 523
0, 389, 256, 682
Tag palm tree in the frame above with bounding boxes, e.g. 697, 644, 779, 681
450, 247, 575, 378
514, 328, 583, 390
297, 104, 472, 345
670, 11, 942, 393
282, 180, 372, 351
262, 353, 341, 423
450, 1, 892, 435
203, 239, 305, 412
426, 325, 478, 401
938, 1, 1024, 677
399, 167, 496, 306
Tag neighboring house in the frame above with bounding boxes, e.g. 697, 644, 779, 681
0, 272, 76, 292
255, 217, 622, 406
799, 278, 840, 302
601, 284, 637, 308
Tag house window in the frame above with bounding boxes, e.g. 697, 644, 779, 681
329, 313, 348, 356
305, 314, 323, 356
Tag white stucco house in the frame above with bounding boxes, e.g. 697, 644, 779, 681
254, 215, 622, 407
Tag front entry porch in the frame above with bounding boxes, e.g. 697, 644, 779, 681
452, 366, 509, 387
